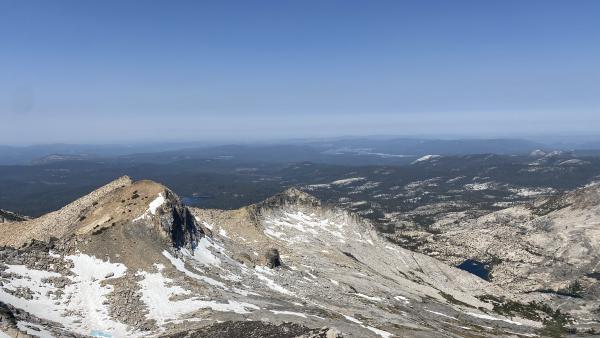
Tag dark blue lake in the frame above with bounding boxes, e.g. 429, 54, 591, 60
456, 259, 490, 281
181, 196, 214, 206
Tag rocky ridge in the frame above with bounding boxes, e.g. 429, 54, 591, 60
0, 177, 591, 337
391, 181, 600, 334
0, 210, 28, 224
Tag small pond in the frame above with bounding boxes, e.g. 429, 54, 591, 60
456, 259, 490, 281
181, 195, 215, 206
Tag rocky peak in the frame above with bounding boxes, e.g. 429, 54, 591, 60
529, 149, 546, 157
257, 187, 320, 210
244, 187, 325, 227
532, 180, 600, 215
565, 181, 600, 209
153, 188, 200, 250
70, 178, 202, 252
0, 177, 200, 251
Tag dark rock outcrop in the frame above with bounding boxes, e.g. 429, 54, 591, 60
0, 209, 29, 223
264, 248, 282, 268
162, 321, 341, 338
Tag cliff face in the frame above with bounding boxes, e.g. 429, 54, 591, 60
0, 209, 28, 223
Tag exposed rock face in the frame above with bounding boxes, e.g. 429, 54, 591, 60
159, 190, 201, 250
0, 177, 594, 337
262, 188, 321, 208
249, 188, 321, 221
0, 302, 19, 333
0, 302, 37, 338
263, 248, 282, 268
162, 321, 335, 338
0, 210, 28, 223
388, 182, 600, 333
189, 191, 551, 337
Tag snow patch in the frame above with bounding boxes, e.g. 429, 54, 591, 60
352, 293, 382, 302
411, 155, 441, 164
270, 310, 307, 318
62, 254, 130, 336
342, 315, 392, 338
199, 220, 214, 230
465, 311, 523, 325
190, 237, 222, 267
263, 211, 348, 244
137, 266, 258, 326
162, 250, 225, 288
465, 182, 493, 191
254, 267, 294, 296
510, 187, 555, 197
366, 326, 394, 338
133, 192, 166, 221
148, 193, 166, 215
394, 295, 410, 304
218, 228, 230, 238
331, 177, 365, 186
425, 309, 457, 320
0, 254, 133, 337
343, 315, 362, 324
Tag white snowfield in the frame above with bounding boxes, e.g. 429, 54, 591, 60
263, 210, 364, 245
137, 264, 258, 327
464, 182, 494, 191
0, 253, 133, 337
330, 177, 366, 186
411, 154, 441, 164
0, 250, 260, 337
269, 310, 307, 318
509, 187, 555, 197
188, 237, 222, 267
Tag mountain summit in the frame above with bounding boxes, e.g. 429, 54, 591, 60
0, 176, 198, 252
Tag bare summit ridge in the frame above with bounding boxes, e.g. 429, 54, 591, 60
0, 176, 199, 249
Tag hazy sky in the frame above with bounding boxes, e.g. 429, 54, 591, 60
1, 0, 599, 144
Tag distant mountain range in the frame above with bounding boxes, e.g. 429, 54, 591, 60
4, 137, 600, 165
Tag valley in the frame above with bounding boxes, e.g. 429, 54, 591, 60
1, 143, 600, 337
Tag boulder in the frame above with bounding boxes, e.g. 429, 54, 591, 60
264, 248, 282, 268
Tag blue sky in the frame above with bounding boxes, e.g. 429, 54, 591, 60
1, 0, 599, 144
